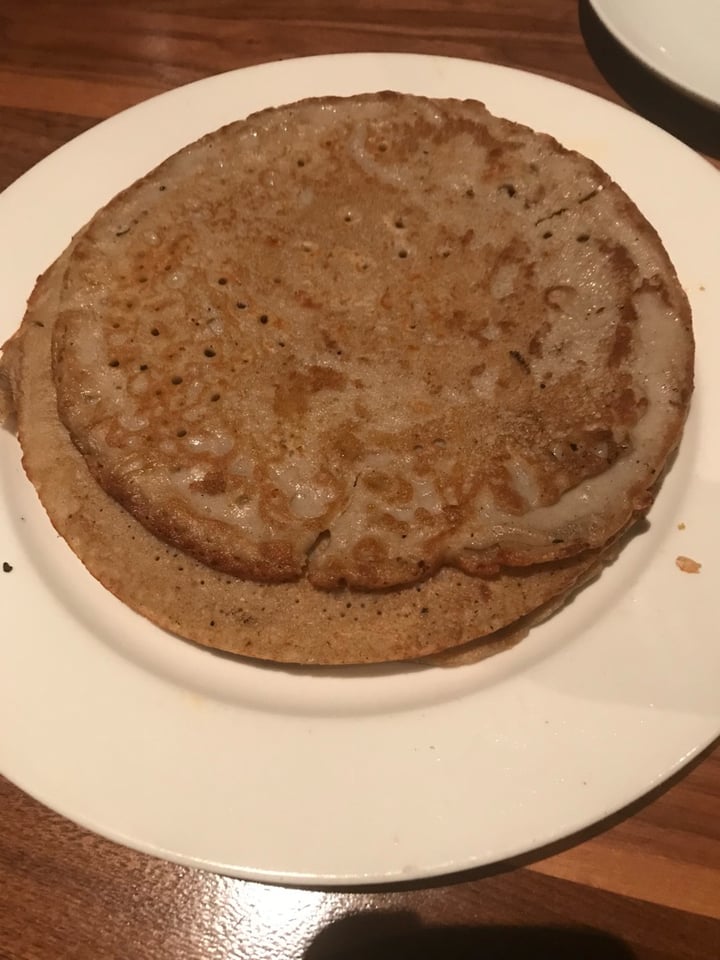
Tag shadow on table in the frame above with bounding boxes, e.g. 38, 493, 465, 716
578, 0, 720, 159
304, 910, 635, 959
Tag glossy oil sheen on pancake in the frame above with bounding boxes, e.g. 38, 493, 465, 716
51, 94, 693, 590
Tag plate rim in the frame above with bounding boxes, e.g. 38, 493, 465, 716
589, 0, 720, 107
1, 51, 719, 885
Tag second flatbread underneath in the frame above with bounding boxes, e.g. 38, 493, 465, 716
0, 252, 610, 665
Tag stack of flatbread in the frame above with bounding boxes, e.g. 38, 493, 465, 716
0, 93, 693, 665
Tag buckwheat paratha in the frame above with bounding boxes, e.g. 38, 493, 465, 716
51, 93, 693, 591
1, 250, 605, 665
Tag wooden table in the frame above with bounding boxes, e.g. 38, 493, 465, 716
1, 2, 718, 957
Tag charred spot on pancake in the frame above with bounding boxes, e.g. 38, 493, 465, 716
509, 350, 530, 373
535, 206, 568, 226
578, 189, 598, 204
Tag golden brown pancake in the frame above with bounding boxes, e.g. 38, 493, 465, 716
50, 93, 693, 590
0, 250, 608, 665
0, 93, 694, 665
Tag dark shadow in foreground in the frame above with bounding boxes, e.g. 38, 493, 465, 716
304, 910, 636, 959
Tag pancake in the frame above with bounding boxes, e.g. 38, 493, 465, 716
0, 249, 606, 665
51, 93, 693, 591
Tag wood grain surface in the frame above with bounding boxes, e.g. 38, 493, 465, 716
1, 2, 718, 958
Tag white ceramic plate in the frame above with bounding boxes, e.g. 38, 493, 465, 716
590, 0, 720, 106
1, 54, 718, 886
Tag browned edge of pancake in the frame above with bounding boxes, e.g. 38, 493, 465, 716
0, 250, 611, 665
